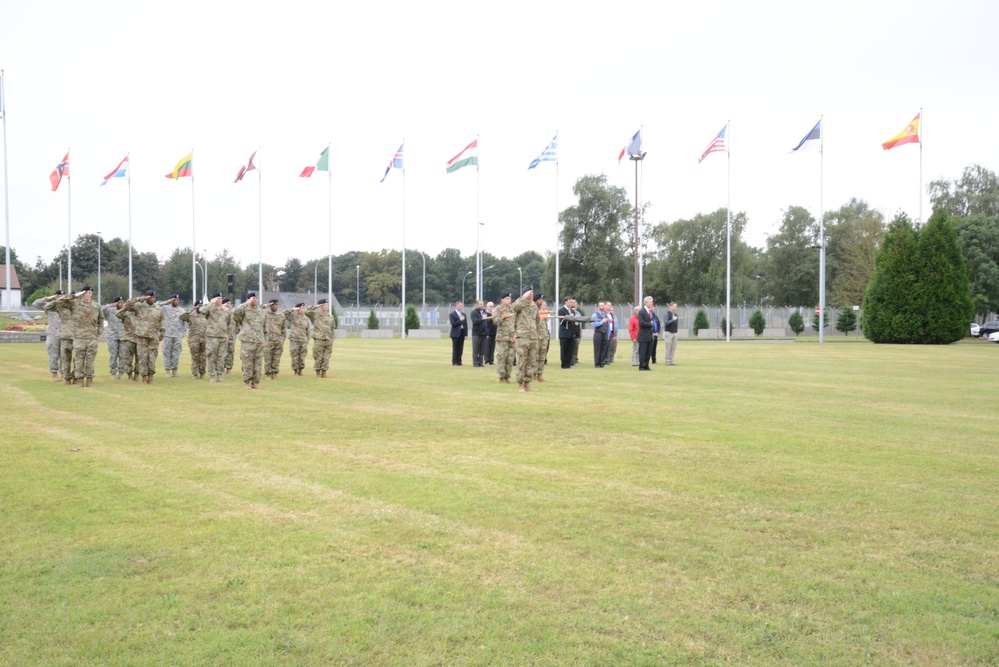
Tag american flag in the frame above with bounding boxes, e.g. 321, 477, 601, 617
698, 125, 727, 163
380, 143, 404, 182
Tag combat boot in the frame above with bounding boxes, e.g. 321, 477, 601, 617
131, 373, 138, 381
524, 382, 534, 391
86, 377, 94, 387
65, 376, 73, 385
321, 370, 327, 378
518, 382, 527, 392
316, 370, 321, 378
535, 374, 544, 383
244, 381, 252, 390
51, 372, 59, 382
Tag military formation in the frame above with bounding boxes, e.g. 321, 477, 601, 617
31, 289, 338, 389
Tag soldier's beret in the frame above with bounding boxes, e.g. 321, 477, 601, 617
295, 302, 305, 308
211, 292, 223, 299
501, 292, 512, 299
267, 299, 278, 305
82, 285, 93, 292
246, 292, 257, 299
534, 293, 545, 302
522, 285, 533, 294
317, 298, 328, 305
143, 290, 155, 297
170, 294, 180, 299
55, 290, 65, 295
222, 298, 231, 305
194, 300, 203, 307
113, 296, 123, 302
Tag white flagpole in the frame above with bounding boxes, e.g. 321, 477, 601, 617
818, 117, 825, 345
191, 149, 197, 305
127, 152, 132, 298
726, 121, 731, 343
919, 107, 923, 224
327, 142, 332, 310
258, 147, 263, 299
401, 140, 407, 340
67, 148, 72, 293
1, 70, 10, 310
554, 131, 560, 310
476, 135, 481, 303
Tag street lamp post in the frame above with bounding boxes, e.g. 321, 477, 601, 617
461, 270, 473, 304
194, 258, 208, 303
480, 264, 495, 300
96, 231, 102, 305
356, 264, 360, 334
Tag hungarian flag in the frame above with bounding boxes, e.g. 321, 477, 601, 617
882, 113, 920, 151
165, 152, 193, 179
50, 152, 70, 191
234, 150, 257, 183
446, 139, 478, 173
300, 147, 329, 177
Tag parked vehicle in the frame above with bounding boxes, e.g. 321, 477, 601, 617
989, 331, 999, 343
971, 323, 980, 337
980, 321, 999, 337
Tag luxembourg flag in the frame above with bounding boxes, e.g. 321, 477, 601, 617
380, 143, 404, 182
100, 156, 129, 186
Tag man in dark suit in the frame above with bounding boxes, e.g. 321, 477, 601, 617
470, 300, 488, 367
484, 301, 497, 364
557, 296, 575, 369
449, 301, 467, 366
570, 298, 582, 366
637, 296, 657, 371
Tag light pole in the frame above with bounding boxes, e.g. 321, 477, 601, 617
480, 264, 495, 300
421, 251, 427, 327
517, 267, 522, 294
96, 231, 102, 305
58, 257, 63, 292
194, 258, 208, 303
356, 264, 360, 334
461, 270, 473, 304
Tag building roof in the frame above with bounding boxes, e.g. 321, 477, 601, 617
0, 265, 21, 290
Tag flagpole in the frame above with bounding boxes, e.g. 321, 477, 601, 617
476, 135, 481, 303
127, 152, 133, 298
818, 117, 825, 345
554, 131, 560, 311
258, 146, 263, 299
67, 148, 72, 293
401, 139, 407, 340
919, 107, 923, 224
327, 142, 332, 311
726, 121, 731, 343
1, 70, 10, 310
191, 148, 197, 305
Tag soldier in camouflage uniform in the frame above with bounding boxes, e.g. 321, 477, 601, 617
232, 292, 266, 389
533, 297, 551, 383
263, 299, 286, 380
121, 290, 165, 384
116, 303, 139, 381
196, 293, 230, 383
102, 296, 126, 379
55, 286, 102, 387
512, 286, 540, 392
44, 292, 77, 384
158, 294, 186, 377
306, 298, 335, 378
179, 301, 207, 378
223, 298, 235, 374
33, 290, 65, 381
491, 292, 515, 384
284, 303, 310, 376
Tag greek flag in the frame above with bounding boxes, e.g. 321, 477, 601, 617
527, 134, 558, 170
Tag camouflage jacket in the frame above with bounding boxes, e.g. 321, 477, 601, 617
101, 304, 124, 341
195, 302, 228, 339
121, 298, 165, 340
305, 307, 335, 341
232, 302, 266, 344
264, 308, 287, 341
115, 308, 137, 343
45, 299, 76, 338
283, 309, 311, 343
513, 294, 540, 340
55, 294, 102, 341
34, 296, 61, 338
536, 310, 551, 340
158, 303, 187, 338
492, 302, 516, 342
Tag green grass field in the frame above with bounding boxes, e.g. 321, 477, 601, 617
1, 338, 996, 665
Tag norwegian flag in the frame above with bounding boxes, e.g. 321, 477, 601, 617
50, 152, 70, 191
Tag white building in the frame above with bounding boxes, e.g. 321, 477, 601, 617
0, 265, 22, 309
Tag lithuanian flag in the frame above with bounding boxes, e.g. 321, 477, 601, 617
165, 152, 193, 179
881, 113, 920, 151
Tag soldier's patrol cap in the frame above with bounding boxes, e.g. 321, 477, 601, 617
246, 292, 257, 299
295, 302, 305, 308
113, 296, 123, 302
267, 299, 279, 305
170, 294, 180, 300
55, 289, 65, 295
500, 292, 512, 299
211, 292, 223, 299
82, 285, 93, 292
222, 298, 231, 305
143, 290, 155, 297
317, 298, 328, 305
522, 285, 533, 294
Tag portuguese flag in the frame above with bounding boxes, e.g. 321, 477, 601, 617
881, 113, 920, 151
165, 152, 193, 179
446, 139, 478, 173
300, 146, 330, 177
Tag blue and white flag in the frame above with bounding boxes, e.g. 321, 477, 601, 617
791, 119, 822, 152
380, 143, 404, 182
528, 134, 558, 170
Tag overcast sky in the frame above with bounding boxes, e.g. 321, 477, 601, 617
2, 0, 998, 270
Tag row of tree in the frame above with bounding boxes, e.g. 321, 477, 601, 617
6, 164, 997, 316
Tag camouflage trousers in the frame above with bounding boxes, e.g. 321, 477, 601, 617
264, 339, 285, 375
189, 338, 207, 377
60, 339, 74, 379
240, 341, 263, 384
288, 340, 308, 371
161, 336, 182, 371
206, 337, 227, 377
121, 340, 138, 377
515, 338, 539, 385
136, 337, 159, 378
313, 339, 333, 372
46, 335, 61, 374
106, 338, 125, 375
534, 337, 550, 371
72, 339, 99, 380
495, 339, 514, 380
225, 339, 235, 371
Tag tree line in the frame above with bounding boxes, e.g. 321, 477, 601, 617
7, 163, 998, 316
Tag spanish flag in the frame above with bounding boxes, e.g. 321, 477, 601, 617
165, 152, 193, 179
881, 113, 920, 151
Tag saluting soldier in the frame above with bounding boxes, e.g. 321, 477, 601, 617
491, 292, 515, 384
55, 286, 102, 387
179, 300, 207, 378
116, 301, 139, 381
232, 292, 266, 389
121, 291, 165, 384
198, 293, 230, 383
33, 290, 65, 381
263, 299, 287, 380
512, 286, 540, 392
101, 296, 126, 379
223, 298, 235, 375
306, 299, 335, 378
284, 302, 311, 376
533, 296, 550, 383
158, 294, 186, 378
45, 291, 77, 384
